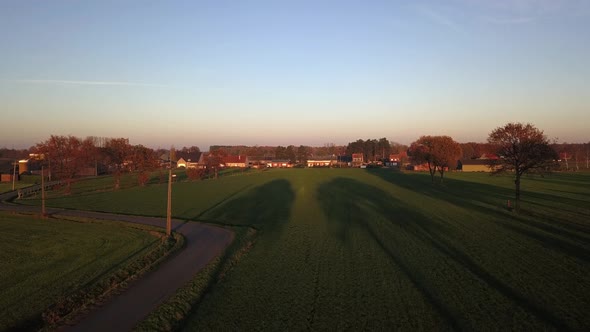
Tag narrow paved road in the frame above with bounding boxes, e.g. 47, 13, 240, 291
0, 188, 234, 331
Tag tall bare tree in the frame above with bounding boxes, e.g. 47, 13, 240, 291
297, 145, 310, 165
376, 138, 390, 160
286, 145, 297, 164
104, 138, 131, 189
35, 135, 96, 194
408, 135, 461, 183
345, 139, 365, 157
432, 136, 462, 182
275, 146, 288, 160
487, 123, 558, 211
129, 145, 158, 186
409, 136, 438, 183
206, 148, 227, 179
389, 141, 408, 154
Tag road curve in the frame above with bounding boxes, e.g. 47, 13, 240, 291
0, 188, 234, 331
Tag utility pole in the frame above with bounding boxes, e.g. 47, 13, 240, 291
41, 165, 46, 218
166, 152, 172, 237
12, 160, 16, 191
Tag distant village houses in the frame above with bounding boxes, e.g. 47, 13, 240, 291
175, 152, 203, 169
307, 156, 336, 167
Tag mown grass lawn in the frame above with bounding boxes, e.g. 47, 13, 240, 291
17, 168, 590, 330
0, 213, 160, 330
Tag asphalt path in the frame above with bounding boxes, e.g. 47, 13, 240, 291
0, 187, 234, 331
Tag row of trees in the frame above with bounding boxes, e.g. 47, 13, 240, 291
209, 145, 314, 165
407, 123, 559, 211
35, 136, 97, 193
488, 123, 558, 211
34, 135, 159, 192
14, 124, 585, 209
0, 148, 28, 160
552, 142, 590, 171
408, 136, 462, 183
207, 139, 566, 167
342, 139, 504, 164
209, 144, 348, 161
208, 124, 563, 213
345, 138, 393, 162
275, 145, 311, 164
204, 141, 590, 166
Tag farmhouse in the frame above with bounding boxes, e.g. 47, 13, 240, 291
16, 157, 42, 175
0, 160, 19, 182
177, 157, 202, 169
457, 154, 498, 172
458, 159, 492, 172
352, 153, 364, 167
267, 160, 292, 168
18, 159, 30, 174
386, 152, 407, 167
307, 156, 336, 167
248, 158, 270, 169
176, 152, 202, 168
1, 174, 18, 182
223, 155, 248, 168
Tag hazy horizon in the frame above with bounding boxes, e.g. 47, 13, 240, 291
2, 1, 589, 150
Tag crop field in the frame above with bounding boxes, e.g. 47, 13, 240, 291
0, 213, 160, 330
17, 169, 590, 330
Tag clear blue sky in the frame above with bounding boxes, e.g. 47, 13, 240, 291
1, 0, 589, 150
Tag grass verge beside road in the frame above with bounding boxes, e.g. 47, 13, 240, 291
135, 227, 255, 331
0, 212, 182, 331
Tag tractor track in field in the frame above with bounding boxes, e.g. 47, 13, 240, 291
0, 187, 234, 332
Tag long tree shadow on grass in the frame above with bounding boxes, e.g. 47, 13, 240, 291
196, 179, 295, 231
177, 184, 253, 224
167, 180, 296, 330
317, 177, 572, 331
369, 169, 590, 215
367, 170, 590, 262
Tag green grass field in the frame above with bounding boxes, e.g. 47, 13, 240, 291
17, 169, 590, 330
0, 182, 30, 193
0, 174, 42, 193
0, 213, 160, 330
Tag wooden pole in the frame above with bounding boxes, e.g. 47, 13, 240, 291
12, 160, 17, 191
166, 161, 172, 237
41, 165, 46, 218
